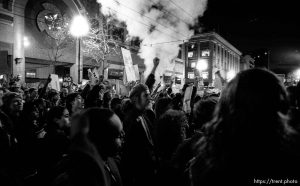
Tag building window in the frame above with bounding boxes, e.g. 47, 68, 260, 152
200, 42, 210, 57
187, 43, 197, 59
188, 72, 195, 79
191, 62, 196, 68
202, 72, 208, 79
201, 49, 210, 57
188, 52, 194, 58
26, 70, 37, 78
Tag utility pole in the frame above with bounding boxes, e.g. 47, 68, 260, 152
267, 50, 270, 70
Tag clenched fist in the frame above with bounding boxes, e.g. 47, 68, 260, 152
153, 57, 160, 67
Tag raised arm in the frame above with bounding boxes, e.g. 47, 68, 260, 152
145, 57, 160, 93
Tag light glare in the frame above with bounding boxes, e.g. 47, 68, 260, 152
70, 15, 89, 37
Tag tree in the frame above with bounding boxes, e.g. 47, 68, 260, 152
82, 15, 120, 75
42, 14, 74, 64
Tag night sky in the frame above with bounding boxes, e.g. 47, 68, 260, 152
198, 0, 300, 73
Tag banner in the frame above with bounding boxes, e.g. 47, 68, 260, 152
183, 85, 193, 113
50, 74, 60, 91
133, 64, 140, 81
121, 48, 136, 82
108, 69, 124, 80
88, 69, 99, 85
62, 76, 72, 88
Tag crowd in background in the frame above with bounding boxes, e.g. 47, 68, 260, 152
1, 58, 300, 186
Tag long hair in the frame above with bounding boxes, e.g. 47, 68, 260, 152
85, 85, 104, 108
71, 108, 115, 147
156, 109, 188, 160
191, 68, 297, 184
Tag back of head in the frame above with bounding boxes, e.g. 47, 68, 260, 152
155, 97, 172, 119
198, 68, 294, 178
219, 68, 289, 123
172, 93, 183, 110
110, 98, 121, 110
121, 98, 133, 115
85, 85, 104, 108
71, 108, 115, 145
48, 89, 58, 97
156, 109, 188, 159
193, 98, 217, 130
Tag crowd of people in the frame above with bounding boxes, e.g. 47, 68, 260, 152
1, 58, 300, 186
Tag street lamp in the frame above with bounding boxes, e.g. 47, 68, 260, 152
196, 59, 208, 71
227, 70, 236, 81
195, 59, 208, 87
295, 69, 300, 80
70, 15, 89, 84
24, 36, 30, 47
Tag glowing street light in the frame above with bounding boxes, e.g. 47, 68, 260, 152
295, 69, 300, 80
227, 70, 236, 81
70, 15, 89, 83
196, 59, 208, 71
70, 15, 89, 37
24, 36, 30, 47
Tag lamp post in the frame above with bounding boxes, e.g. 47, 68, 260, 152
196, 59, 208, 87
70, 15, 89, 84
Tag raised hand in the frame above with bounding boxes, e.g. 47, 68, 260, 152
47, 74, 52, 83
153, 57, 160, 67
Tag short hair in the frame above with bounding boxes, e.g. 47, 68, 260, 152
66, 92, 80, 115
193, 98, 217, 129
46, 106, 67, 132
72, 108, 115, 146
155, 97, 172, 119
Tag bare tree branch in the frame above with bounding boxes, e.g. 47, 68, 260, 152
82, 16, 121, 72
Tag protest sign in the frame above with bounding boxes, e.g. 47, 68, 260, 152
50, 74, 60, 91
121, 48, 137, 82
183, 85, 193, 113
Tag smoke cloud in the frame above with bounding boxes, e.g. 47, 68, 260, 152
97, 0, 208, 81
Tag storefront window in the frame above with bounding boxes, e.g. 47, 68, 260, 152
187, 43, 197, 59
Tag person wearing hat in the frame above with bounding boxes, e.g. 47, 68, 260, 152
121, 84, 158, 186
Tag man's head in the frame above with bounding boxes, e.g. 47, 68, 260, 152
61, 88, 69, 98
48, 89, 60, 105
66, 93, 82, 115
2, 92, 23, 114
129, 84, 151, 111
73, 108, 124, 158
9, 82, 21, 93
29, 88, 38, 100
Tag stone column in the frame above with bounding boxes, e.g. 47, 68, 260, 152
13, 1, 28, 82
70, 38, 82, 84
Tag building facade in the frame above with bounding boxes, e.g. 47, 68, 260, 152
0, 0, 145, 90
183, 32, 242, 86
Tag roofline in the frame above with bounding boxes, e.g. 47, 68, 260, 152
190, 32, 242, 56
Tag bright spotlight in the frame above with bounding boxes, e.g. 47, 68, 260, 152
70, 15, 89, 37
24, 36, 30, 47
196, 59, 208, 71
227, 70, 236, 81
